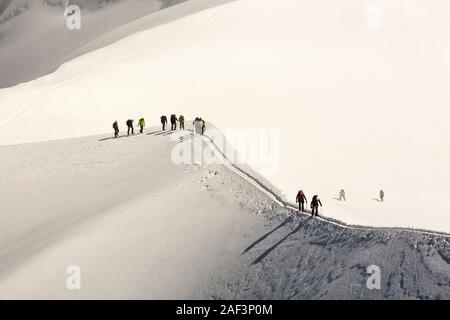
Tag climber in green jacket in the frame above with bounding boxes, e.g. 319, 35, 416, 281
138, 118, 145, 134
179, 115, 185, 130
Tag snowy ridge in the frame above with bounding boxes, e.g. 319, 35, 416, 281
200, 129, 450, 240
0, 128, 449, 299
0, 128, 273, 298
193, 132, 450, 299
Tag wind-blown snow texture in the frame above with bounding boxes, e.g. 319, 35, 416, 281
202, 131, 450, 300
222, 214, 450, 300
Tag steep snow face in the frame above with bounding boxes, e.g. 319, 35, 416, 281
220, 214, 450, 300
0, 0, 450, 232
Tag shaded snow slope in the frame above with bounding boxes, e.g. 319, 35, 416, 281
0, 0, 449, 232
218, 213, 450, 300
0, 127, 449, 299
65, 0, 237, 62
0, 0, 188, 88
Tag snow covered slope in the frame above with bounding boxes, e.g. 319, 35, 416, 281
0, 127, 449, 299
0, 126, 268, 298
0, 0, 449, 233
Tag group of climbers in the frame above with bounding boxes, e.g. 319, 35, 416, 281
296, 188, 385, 217
113, 117, 387, 221
160, 116, 204, 134
337, 189, 385, 203
160, 114, 187, 131
112, 118, 146, 137
295, 190, 322, 217
113, 115, 389, 224
112, 115, 203, 137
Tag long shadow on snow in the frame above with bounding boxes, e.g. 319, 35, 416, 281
178, 133, 195, 142
152, 131, 177, 136
146, 130, 163, 135
152, 131, 169, 136
251, 216, 313, 265
99, 135, 136, 141
242, 212, 297, 255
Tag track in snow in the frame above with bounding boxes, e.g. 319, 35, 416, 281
198, 130, 450, 240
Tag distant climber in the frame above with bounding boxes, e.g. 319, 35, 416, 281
170, 114, 178, 131
113, 121, 119, 138
339, 189, 346, 201
296, 190, 307, 212
379, 190, 384, 202
126, 119, 134, 135
179, 115, 185, 130
161, 115, 168, 131
310, 195, 322, 217
138, 118, 145, 134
